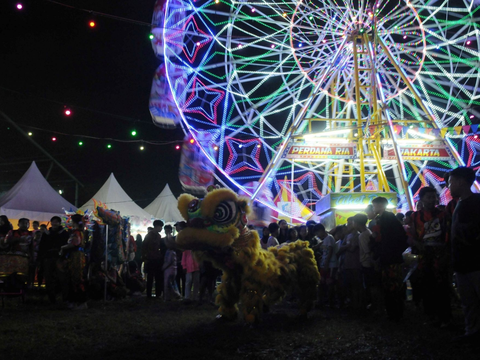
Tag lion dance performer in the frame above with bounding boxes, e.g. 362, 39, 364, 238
175, 187, 320, 324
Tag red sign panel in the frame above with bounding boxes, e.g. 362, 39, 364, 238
284, 143, 356, 160
383, 145, 450, 160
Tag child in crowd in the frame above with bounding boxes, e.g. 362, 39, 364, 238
182, 249, 200, 301
163, 236, 181, 301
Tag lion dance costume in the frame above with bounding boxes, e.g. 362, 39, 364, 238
176, 187, 320, 324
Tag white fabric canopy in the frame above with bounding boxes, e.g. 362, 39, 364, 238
80, 173, 153, 220
0, 161, 77, 222
144, 183, 184, 223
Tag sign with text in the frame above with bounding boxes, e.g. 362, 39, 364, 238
283, 143, 356, 160
383, 144, 450, 161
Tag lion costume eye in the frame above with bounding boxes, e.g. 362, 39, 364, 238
213, 201, 237, 225
188, 199, 200, 213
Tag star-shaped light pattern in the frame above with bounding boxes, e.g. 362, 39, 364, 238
165, 16, 212, 63
466, 137, 480, 169
277, 172, 323, 207
182, 78, 224, 124
225, 137, 263, 175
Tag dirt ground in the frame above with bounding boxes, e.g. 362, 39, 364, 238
1, 292, 478, 360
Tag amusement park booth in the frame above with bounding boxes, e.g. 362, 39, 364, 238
315, 192, 398, 230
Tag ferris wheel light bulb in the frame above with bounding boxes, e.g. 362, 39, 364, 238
283, 13, 287, 17
251, 8, 255, 12
197, 42, 200, 46
271, 44, 275, 48
215, 0, 219, 3
466, 40, 471, 45
470, 115, 474, 119
16, 3, 23, 10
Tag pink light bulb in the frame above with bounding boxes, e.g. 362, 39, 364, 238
16, 3, 23, 10
466, 40, 471, 45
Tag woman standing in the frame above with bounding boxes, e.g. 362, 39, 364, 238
60, 214, 87, 310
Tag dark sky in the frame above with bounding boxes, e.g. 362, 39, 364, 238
0, 0, 184, 208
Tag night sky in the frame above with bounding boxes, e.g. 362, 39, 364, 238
0, 0, 184, 208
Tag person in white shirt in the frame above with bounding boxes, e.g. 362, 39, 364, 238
313, 223, 338, 307
266, 222, 280, 248
353, 213, 381, 310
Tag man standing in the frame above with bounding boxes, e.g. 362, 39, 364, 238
38, 216, 69, 303
142, 220, 166, 299
174, 221, 186, 296
339, 217, 362, 309
370, 197, 408, 322
448, 167, 480, 342
410, 186, 451, 326
314, 223, 338, 307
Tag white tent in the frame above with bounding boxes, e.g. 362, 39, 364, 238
144, 183, 184, 223
0, 161, 77, 222
80, 173, 153, 220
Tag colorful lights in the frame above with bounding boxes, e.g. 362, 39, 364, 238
64, 108, 72, 116
16, 3, 23, 10
161, 0, 480, 217
149, 34, 154, 40
131, 130, 137, 136
28, 132, 32, 136
78, 141, 83, 146
189, 138, 194, 144
89, 21, 96, 28
52, 137, 57, 142
107, 144, 112, 149
175, 144, 181, 150
140, 146, 145, 151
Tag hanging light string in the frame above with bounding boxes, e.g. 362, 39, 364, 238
15, 123, 182, 146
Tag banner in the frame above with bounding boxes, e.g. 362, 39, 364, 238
283, 143, 356, 160
383, 144, 450, 160
179, 133, 215, 195
149, 63, 186, 129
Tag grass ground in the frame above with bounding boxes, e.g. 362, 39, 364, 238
1, 291, 478, 360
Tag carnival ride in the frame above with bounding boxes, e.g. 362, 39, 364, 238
157, 0, 480, 221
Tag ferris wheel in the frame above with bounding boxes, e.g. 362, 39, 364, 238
161, 0, 480, 221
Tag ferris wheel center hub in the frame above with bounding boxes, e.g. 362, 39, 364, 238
289, 0, 426, 102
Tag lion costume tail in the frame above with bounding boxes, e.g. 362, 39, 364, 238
269, 240, 321, 314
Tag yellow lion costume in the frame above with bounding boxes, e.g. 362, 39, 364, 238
176, 187, 320, 324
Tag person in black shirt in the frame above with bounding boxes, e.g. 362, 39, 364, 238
38, 216, 69, 303
449, 167, 480, 341
370, 196, 408, 322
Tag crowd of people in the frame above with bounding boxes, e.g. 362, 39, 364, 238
0, 166, 479, 344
